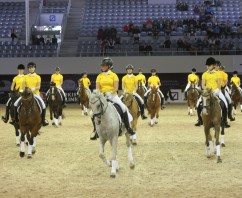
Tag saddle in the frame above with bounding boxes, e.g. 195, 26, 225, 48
17, 97, 42, 114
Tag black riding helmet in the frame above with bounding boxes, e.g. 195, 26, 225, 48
215, 60, 221, 66
27, 62, 36, 68
126, 64, 134, 70
205, 57, 215, 66
17, 64, 25, 70
233, 70, 238, 75
192, 68, 196, 72
101, 57, 113, 70
151, 69, 156, 73
138, 68, 142, 72
220, 65, 225, 70
56, 67, 61, 71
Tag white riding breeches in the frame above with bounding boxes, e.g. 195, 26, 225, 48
57, 86, 66, 98
185, 83, 200, 92
105, 93, 127, 113
133, 92, 144, 104
223, 89, 232, 104
142, 85, 147, 92
6, 98, 11, 106
144, 88, 164, 98
14, 94, 46, 109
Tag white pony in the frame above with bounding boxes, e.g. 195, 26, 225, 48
89, 90, 135, 178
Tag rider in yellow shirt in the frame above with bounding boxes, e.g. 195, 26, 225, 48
2, 64, 25, 124
195, 57, 230, 129
136, 68, 147, 92
46, 67, 66, 106
90, 57, 135, 140
184, 68, 200, 100
219, 65, 235, 121
13, 62, 49, 126
78, 72, 91, 95
144, 69, 165, 109
231, 70, 242, 95
122, 64, 147, 119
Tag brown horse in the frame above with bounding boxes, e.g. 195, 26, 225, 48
230, 82, 241, 115
19, 87, 41, 158
187, 81, 199, 116
78, 79, 89, 116
48, 82, 63, 127
136, 80, 145, 101
201, 88, 222, 163
122, 93, 140, 145
147, 86, 160, 126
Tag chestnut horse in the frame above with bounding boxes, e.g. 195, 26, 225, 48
19, 88, 41, 158
48, 82, 63, 127
230, 82, 241, 115
122, 93, 140, 145
187, 81, 199, 116
201, 88, 223, 163
136, 80, 145, 101
78, 79, 89, 116
147, 86, 160, 126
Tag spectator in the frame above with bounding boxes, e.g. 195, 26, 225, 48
97, 26, 104, 40
10, 28, 17, 42
144, 44, 153, 56
100, 39, 108, 55
177, 38, 184, 50
163, 38, 171, 48
110, 26, 117, 40
39, 35, 45, 45
107, 38, 115, 49
52, 35, 57, 45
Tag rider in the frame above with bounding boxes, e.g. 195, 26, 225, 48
136, 68, 147, 92
194, 57, 229, 127
77, 72, 91, 96
219, 65, 235, 121
46, 67, 66, 106
122, 64, 147, 120
13, 62, 49, 126
90, 57, 135, 140
231, 70, 242, 96
2, 64, 25, 124
184, 68, 200, 100
144, 69, 165, 109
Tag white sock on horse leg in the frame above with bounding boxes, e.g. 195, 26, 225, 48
216, 145, 220, 156
132, 134, 137, 140
205, 146, 210, 156
28, 144, 33, 155
221, 135, 225, 144
58, 116, 62, 123
240, 105, 242, 110
20, 141, 25, 152
33, 137, 37, 148
209, 141, 214, 152
16, 136, 20, 145
111, 160, 117, 174
128, 147, 133, 162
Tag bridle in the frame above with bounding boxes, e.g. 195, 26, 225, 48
90, 97, 108, 119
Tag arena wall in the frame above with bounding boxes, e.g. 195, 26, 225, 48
0, 55, 241, 75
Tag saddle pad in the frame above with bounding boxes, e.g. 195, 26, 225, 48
18, 98, 42, 114
111, 103, 123, 124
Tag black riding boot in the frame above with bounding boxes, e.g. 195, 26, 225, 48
12, 106, 19, 124
41, 109, 49, 126
228, 103, 235, 121
184, 91, 187, 100
90, 117, 98, 140
2, 105, 10, 123
161, 97, 165, 109
60, 91, 66, 107
144, 95, 148, 108
134, 96, 147, 119
122, 111, 135, 136
222, 106, 230, 128
195, 104, 203, 126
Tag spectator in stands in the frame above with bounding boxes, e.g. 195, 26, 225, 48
164, 21, 172, 36
10, 28, 17, 42
139, 43, 145, 55
128, 21, 134, 35
193, 5, 200, 14
196, 37, 203, 51
183, 38, 191, 51
152, 26, 160, 39
214, 37, 221, 50
110, 26, 117, 40
39, 35, 45, 45
123, 24, 129, 32
144, 44, 153, 56
115, 36, 121, 44
100, 39, 108, 56
177, 38, 184, 50
46, 39, 51, 45
97, 26, 104, 40
108, 38, 115, 49
163, 38, 171, 48
52, 35, 57, 45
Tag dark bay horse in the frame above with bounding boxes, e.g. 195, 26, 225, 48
201, 88, 223, 163
78, 79, 89, 116
19, 88, 41, 158
230, 82, 241, 115
122, 93, 140, 145
147, 86, 160, 126
48, 82, 63, 127
9, 89, 21, 146
187, 81, 199, 116
89, 90, 135, 178
136, 80, 145, 101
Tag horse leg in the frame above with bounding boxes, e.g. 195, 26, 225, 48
150, 114, 154, 126
27, 134, 34, 159
53, 111, 58, 127
187, 106, 190, 115
81, 104, 84, 116
19, 132, 25, 157
98, 138, 110, 167
221, 119, 225, 147
58, 107, 62, 126
110, 136, 118, 178
131, 119, 137, 145
125, 132, 135, 169
15, 127, 20, 146
204, 127, 211, 158
214, 125, 222, 163
155, 110, 159, 124
32, 137, 37, 154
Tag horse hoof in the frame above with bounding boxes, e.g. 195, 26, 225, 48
52, 123, 55, 126
27, 155, 32, 159
32, 148, 36, 154
155, 121, 158, 124
25, 142, 28, 146
16, 143, 20, 147
19, 152, 25, 158
217, 157, 222, 163
221, 143, 226, 147
84, 112, 88, 116
59, 122, 62, 126
207, 155, 211, 159
110, 174, 116, 178
130, 163, 135, 169
132, 140, 137, 145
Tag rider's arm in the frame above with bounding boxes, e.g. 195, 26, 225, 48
10, 82, 16, 91
96, 82, 100, 91
122, 81, 125, 91
134, 81, 138, 92
114, 81, 119, 93
202, 79, 206, 90
217, 78, 221, 90
60, 76, 63, 86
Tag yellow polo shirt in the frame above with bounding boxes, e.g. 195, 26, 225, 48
188, 73, 199, 84
231, 76, 240, 87
13, 75, 25, 92
148, 75, 160, 86
96, 71, 119, 93
136, 73, 146, 85
202, 71, 220, 91
122, 74, 137, 93
23, 73, 41, 95
79, 77, 91, 88
220, 71, 228, 87
51, 73, 63, 87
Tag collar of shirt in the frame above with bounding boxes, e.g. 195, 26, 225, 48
29, 73, 36, 77
208, 70, 215, 74
18, 74, 24, 77
103, 70, 110, 75
127, 74, 133, 78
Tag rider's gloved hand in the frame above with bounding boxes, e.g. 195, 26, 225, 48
31, 88, 36, 92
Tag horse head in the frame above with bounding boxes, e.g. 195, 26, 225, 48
50, 82, 57, 101
10, 88, 20, 101
122, 92, 133, 108
89, 90, 107, 118
21, 87, 34, 107
138, 80, 142, 88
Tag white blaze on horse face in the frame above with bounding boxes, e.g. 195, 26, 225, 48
152, 94, 155, 102
202, 96, 208, 115
51, 87, 55, 101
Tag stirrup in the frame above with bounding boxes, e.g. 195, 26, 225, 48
90, 131, 98, 140
141, 115, 148, 120
2, 116, 8, 123
127, 128, 135, 136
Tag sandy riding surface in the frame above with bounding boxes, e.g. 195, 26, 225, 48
0, 104, 242, 198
